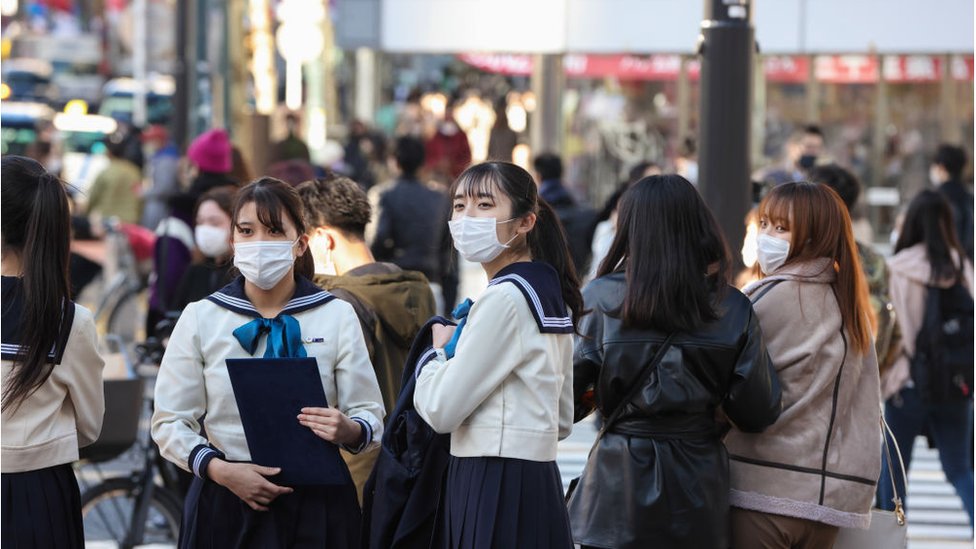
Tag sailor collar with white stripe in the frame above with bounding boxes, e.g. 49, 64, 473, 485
1, 276, 75, 363
206, 275, 335, 318
487, 261, 573, 334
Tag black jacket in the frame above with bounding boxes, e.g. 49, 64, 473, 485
361, 317, 452, 549
939, 179, 974, 261
567, 274, 782, 549
371, 179, 452, 284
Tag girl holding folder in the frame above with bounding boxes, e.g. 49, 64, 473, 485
152, 177, 385, 548
413, 161, 581, 548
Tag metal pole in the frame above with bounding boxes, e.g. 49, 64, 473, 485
132, 0, 147, 128
173, 0, 190, 150
698, 0, 754, 269
530, 54, 564, 156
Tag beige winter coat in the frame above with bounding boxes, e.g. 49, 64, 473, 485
725, 258, 882, 529
881, 243, 974, 399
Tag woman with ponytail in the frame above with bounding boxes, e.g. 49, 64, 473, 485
413, 161, 580, 547
1, 156, 105, 547
725, 181, 882, 548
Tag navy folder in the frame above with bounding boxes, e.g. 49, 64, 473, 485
225, 357, 351, 486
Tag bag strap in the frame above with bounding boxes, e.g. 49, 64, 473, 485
881, 409, 908, 526
588, 332, 677, 450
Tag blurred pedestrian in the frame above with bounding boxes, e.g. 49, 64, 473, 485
186, 128, 237, 196
87, 131, 143, 224
272, 112, 311, 164
487, 97, 518, 162
2, 156, 105, 549
533, 152, 597, 275
152, 178, 385, 549
930, 144, 974, 261
726, 182, 881, 548
298, 174, 436, 501
371, 136, 452, 314
425, 102, 472, 183
413, 161, 580, 548
760, 125, 827, 186
878, 189, 974, 528
229, 145, 253, 187
569, 175, 781, 549
140, 125, 181, 231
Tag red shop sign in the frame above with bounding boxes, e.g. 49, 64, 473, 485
815, 55, 878, 83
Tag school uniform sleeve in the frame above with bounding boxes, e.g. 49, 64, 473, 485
558, 345, 574, 439
414, 287, 523, 434
61, 306, 105, 447
151, 302, 217, 477
331, 300, 385, 453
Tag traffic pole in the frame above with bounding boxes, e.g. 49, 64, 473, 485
697, 0, 754, 269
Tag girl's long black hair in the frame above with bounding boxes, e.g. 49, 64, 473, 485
894, 189, 966, 283
598, 174, 731, 332
1, 156, 74, 411
451, 162, 584, 327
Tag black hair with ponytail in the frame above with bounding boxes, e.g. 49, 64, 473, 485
1, 156, 74, 411
451, 161, 583, 327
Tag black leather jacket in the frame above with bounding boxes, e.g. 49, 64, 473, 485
568, 273, 782, 549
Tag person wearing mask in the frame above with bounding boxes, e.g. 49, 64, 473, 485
675, 136, 699, 186
808, 164, 900, 375
424, 103, 472, 183
533, 152, 597, 275
569, 175, 781, 549
87, 130, 143, 224
152, 178, 385, 548
171, 187, 238, 311
298, 174, 435, 500
761, 125, 827, 186
487, 97, 518, 162
2, 156, 105, 548
726, 182, 881, 548
929, 143, 974, 261
877, 190, 974, 528
371, 136, 452, 314
413, 161, 580, 547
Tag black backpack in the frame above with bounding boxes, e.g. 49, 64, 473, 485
910, 282, 975, 401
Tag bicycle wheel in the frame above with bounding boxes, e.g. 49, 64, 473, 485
80, 478, 182, 548
106, 287, 146, 346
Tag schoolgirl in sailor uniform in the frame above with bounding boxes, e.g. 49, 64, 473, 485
413, 162, 582, 549
1, 156, 105, 548
151, 178, 385, 549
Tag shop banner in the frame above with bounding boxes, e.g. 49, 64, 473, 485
458, 53, 974, 83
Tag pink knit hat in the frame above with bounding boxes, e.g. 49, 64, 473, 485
187, 129, 232, 173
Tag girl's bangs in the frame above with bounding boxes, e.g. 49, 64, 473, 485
759, 190, 793, 228
453, 169, 500, 200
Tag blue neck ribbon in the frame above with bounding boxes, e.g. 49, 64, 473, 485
443, 298, 473, 359
232, 314, 308, 359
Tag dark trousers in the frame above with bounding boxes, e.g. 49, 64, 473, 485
877, 386, 974, 527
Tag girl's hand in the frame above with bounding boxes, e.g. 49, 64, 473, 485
432, 324, 456, 348
206, 459, 293, 511
298, 407, 364, 447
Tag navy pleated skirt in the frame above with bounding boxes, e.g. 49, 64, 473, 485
179, 476, 361, 549
441, 456, 574, 549
1, 463, 85, 549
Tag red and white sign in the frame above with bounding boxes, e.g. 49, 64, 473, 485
459, 53, 974, 83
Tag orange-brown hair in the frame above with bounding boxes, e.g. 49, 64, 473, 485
758, 182, 875, 356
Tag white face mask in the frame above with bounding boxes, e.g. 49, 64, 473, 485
309, 234, 337, 276
448, 216, 518, 263
233, 239, 299, 290
195, 225, 230, 258
756, 234, 791, 275
929, 166, 944, 186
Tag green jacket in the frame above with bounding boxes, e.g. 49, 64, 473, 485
314, 263, 436, 412
88, 158, 143, 224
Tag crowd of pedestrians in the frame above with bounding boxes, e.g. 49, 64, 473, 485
1, 113, 973, 549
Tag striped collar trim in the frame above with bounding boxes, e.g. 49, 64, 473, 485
206, 276, 335, 318
488, 263, 573, 334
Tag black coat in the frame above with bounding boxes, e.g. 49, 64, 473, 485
567, 274, 782, 549
371, 179, 452, 285
361, 317, 452, 549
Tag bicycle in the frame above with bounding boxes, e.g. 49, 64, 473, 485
76, 332, 186, 549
